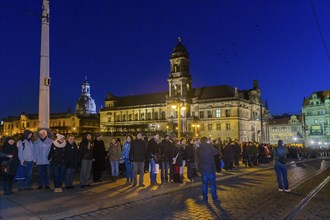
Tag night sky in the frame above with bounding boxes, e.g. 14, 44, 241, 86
0, 0, 329, 121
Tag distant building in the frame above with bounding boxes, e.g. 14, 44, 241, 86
2, 79, 99, 137
266, 115, 303, 145
76, 77, 97, 115
100, 38, 269, 141
302, 90, 330, 146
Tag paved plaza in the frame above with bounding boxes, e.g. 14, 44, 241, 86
0, 159, 329, 220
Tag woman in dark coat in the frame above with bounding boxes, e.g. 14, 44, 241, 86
93, 133, 106, 182
48, 134, 67, 192
223, 141, 234, 171
1, 137, 19, 195
171, 139, 183, 183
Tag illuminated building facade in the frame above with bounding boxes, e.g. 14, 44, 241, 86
100, 39, 268, 141
302, 90, 330, 146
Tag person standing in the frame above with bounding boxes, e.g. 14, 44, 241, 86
107, 138, 121, 182
121, 135, 134, 185
172, 139, 183, 183
160, 135, 172, 184
64, 134, 79, 189
79, 133, 94, 188
186, 138, 196, 182
0, 137, 19, 195
17, 130, 36, 191
48, 134, 67, 192
147, 133, 160, 185
93, 133, 106, 182
273, 140, 290, 192
179, 138, 187, 180
130, 132, 147, 187
197, 137, 220, 204
34, 129, 52, 190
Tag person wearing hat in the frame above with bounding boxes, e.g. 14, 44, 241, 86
48, 134, 67, 192
17, 130, 36, 191
34, 129, 52, 190
93, 133, 106, 182
0, 137, 19, 195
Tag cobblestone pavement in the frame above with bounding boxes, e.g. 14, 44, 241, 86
65, 159, 330, 220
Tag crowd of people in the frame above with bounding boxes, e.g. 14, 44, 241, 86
0, 130, 329, 196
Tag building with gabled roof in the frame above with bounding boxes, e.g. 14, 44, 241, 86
302, 90, 330, 146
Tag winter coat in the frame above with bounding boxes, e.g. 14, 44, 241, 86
79, 140, 94, 161
129, 139, 147, 162
147, 138, 160, 160
180, 145, 187, 160
160, 140, 172, 162
0, 142, 19, 176
185, 143, 196, 162
197, 142, 218, 173
224, 144, 234, 163
121, 142, 131, 160
93, 139, 106, 171
108, 142, 121, 161
171, 145, 182, 166
65, 141, 79, 168
17, 139, 36, 162
34, 137, 52, 165
48, 142, 67, 166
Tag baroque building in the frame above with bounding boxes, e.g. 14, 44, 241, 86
266, 115, 303, 145
100, 39, 268, 141
302, 90, 330, 146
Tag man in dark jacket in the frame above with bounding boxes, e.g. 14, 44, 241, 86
147, 133, 160, 185
160, 135, 172, 184
64, 134, 79, 189
197, 137, 220, 204
130, 132, 147, 187
185, 138, 196, 182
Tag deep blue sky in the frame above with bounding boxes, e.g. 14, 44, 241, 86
0, 0, 329, 120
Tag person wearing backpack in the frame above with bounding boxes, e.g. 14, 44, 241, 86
273, 140, 290, 192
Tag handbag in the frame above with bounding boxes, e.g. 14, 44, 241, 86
172, 153, 179, 165
0, 161, 10, 175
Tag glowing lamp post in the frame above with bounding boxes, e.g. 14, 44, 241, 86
171, 104, 186, 139
192, 124, 200, 137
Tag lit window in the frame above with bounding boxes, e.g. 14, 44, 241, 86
215, 109, 221, 118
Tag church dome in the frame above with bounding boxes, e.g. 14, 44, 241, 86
171, 37, 189, 59
75, 77, 97, 115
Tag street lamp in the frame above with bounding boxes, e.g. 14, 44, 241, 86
192, 124, 200, 137
293, 137, 297, 146
171, 104, 186, 139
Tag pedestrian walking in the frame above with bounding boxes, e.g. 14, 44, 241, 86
65, 134, 79, 189
17, 130, 36, 191
34, 129, 52, 190
130, 132, 147, 187
48, 134, 67, 192
196, 137, 220, 204
273, 140, 291, 192
93, 133, 106, 182
79, 133, 94, 188
0, 137, 19, 195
